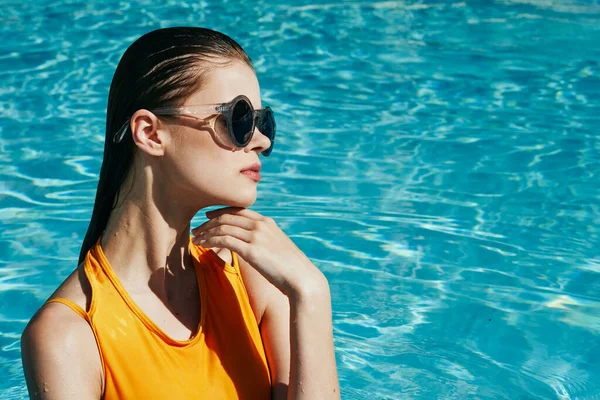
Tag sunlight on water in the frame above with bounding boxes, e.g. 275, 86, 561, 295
1, 0, 600, 398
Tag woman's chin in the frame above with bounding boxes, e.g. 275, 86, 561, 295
226, 190, 257, 209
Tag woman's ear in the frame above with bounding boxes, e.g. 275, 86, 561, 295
130, 110, 166, 156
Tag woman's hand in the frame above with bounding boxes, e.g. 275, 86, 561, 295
194, 207, 340, 399
192, 207, 328, 299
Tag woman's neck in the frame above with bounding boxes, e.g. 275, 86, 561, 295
100, 196, 197, 299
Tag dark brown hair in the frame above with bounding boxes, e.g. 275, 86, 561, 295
79, 27, 252, 264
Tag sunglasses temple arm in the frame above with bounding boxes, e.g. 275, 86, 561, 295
112, 105, 222, 143
152, 105, 222, 116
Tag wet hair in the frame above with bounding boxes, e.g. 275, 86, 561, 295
78, 27, 253, 264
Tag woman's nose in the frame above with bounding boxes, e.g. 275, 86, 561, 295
246, 126, 272, 155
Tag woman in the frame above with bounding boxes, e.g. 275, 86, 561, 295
21, 27, 339, 399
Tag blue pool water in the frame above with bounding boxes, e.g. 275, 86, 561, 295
2, 0, 600, 398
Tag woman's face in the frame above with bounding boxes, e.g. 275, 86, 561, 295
157, 62, 272, 211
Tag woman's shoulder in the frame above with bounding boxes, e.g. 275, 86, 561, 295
47, 261, 92, 312
22, 262, 96, 365
235, 252, 285, 325
23, 262, 93, 348
21, 263, 103, 398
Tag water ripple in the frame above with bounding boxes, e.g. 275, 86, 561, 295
2, 0, 600, 398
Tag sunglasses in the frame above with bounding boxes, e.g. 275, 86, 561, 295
113, 95, 276, 156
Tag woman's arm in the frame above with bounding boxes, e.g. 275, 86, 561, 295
193, 207, 340, 399
287, 278, 339, 399
239, 255, 339, 400
21, 303, 103, 400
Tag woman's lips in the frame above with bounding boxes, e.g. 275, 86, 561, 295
241, 162, 262, 182
241, 170, 261, 181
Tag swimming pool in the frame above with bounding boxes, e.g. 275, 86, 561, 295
2, 0, 600, 398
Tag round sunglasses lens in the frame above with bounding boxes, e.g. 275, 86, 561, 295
231, 99, 254, 146
260, 110, 276, 156
259, 112, 274, 139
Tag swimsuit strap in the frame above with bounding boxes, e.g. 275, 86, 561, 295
45, 298, 89, 321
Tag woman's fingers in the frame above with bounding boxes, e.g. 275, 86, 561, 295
192, 214, 256, 235
192, 208, 325, 298
194, 234, 252, 257
192, 224, 254, 244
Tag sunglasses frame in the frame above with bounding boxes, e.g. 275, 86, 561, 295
112, 95, 275, 156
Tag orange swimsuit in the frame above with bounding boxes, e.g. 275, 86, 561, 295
46, 239, 271, 399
